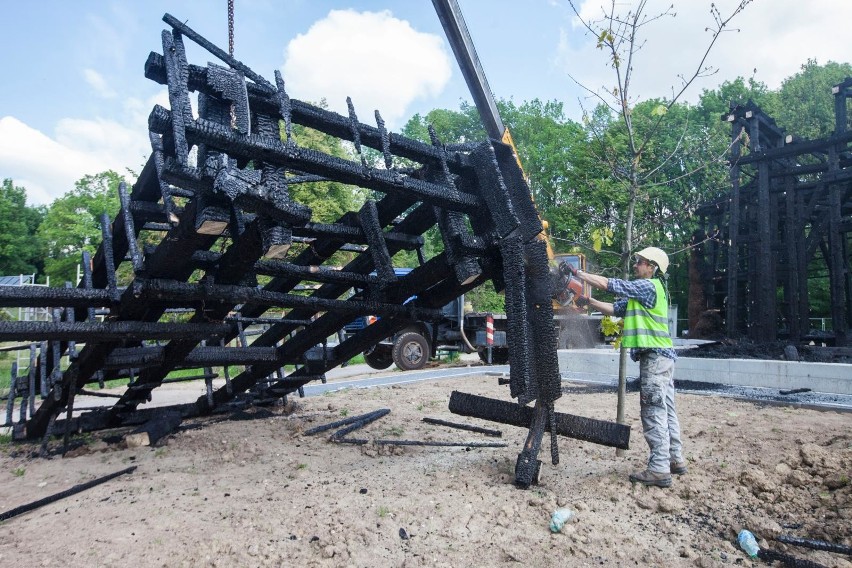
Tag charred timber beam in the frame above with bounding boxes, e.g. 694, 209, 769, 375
422, 417, 502, 437
135, 193, 219, 283
293, 221, 425, 249
0, 321, 231, 342
143, 53, 472, 174
338, 438, 507, 448
0, 466, 137, 522
189, 250, 382, 286
101, 346, 280, 370
90, 155, 162, 289
448, 391, 630, 450
129, 200, 181, 225
27, 402, 200, 440
237, 192, 418, 321
733, 129, 852, 165
131, 278, 443, 321
148, 107, 481, 214
0, 285, 117, 309
202, 254, 462, 407
328, 409, 391, 441
107, 218, 277, 415
776, 534, 852, 556
303, 409, 392, 437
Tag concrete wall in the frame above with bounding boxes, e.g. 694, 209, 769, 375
558, 348, 852, 395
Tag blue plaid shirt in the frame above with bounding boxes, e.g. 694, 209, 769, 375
608, 277, 677, 362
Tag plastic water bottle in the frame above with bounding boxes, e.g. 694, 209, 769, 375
549, 508, 574, 533
738, 530, 760, 558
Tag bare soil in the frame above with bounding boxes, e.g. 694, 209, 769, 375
1, 373, 850, 567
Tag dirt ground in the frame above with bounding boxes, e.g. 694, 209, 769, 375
1, 372, 850, 568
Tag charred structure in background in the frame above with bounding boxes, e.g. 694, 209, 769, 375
0, 14, 627, 488
692, 82, 852, 346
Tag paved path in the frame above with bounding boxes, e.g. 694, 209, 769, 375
305, 364, 508, 396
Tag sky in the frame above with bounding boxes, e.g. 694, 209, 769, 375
1, 0, 851, 205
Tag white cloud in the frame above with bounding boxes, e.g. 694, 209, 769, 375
281, 9, 452, 128
0, 116, 109, 204
0, 92, 164, 205
83, 69, 117, 99
556, 0, 852, 111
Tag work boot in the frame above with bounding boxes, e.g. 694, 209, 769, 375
670, 460, 688, 475
629, 469, 672, 488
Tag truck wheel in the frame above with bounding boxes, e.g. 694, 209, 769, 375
479, 347, 509, 365
364, 344, 393, 369
364, 348, 393, 370
392, 332, 430, 371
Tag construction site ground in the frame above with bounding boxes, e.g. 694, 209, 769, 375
1, 356, 850, 568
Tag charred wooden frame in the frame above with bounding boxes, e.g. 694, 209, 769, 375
0, 13, 626, 487
693, 86, 852, 346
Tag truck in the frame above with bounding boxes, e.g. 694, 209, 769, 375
343, 255, 598, 372
343, 269, 509, 371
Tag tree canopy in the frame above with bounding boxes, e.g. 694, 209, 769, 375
37, 171, 121, 285
0, 178, 45, 277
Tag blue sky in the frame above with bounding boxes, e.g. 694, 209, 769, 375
2, 0, 851, 204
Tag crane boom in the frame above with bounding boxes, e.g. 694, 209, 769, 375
431, 0, 506, 142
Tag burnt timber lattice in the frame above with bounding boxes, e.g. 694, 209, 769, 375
692, 83, 852, 346
0, 14, 627, 487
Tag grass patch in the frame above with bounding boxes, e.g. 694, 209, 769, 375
383, 426, 404, 437
377, 505, 390, 518
348, 354, 365, 365
12, 467, 25, 477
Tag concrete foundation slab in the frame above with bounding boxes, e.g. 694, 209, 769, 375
558, 348, 852, 395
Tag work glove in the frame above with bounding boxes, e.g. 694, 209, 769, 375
558, 261, 578, 278
575, 295, 590, 308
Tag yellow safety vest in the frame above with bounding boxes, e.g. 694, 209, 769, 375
622, 279, 673, 349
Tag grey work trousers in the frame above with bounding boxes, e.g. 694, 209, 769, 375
638, 352, 683, 474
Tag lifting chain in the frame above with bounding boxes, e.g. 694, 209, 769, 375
227, 0, 237, 129
227, 0, 235, 57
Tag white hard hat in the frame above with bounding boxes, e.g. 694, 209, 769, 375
636, 247, 669, 274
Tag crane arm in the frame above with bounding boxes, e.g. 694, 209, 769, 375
432, 0, 505, 142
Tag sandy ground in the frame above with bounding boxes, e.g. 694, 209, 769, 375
1, 370, 850, 568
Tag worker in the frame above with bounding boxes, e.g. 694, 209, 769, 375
561, 247, 686, 488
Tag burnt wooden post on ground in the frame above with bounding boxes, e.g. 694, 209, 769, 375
694, 83, 852, 346
0, 13, 627, 487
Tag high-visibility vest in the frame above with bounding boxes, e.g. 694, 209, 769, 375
622, 279, 673, 349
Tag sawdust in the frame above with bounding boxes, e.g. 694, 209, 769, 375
1, 374, 850, 567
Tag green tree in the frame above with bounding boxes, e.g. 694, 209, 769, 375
566, 0, 753, 432
287, 123, 367, 223
773, 59, 852, 139
402, 99, 595, 257
697, 76, 778, 126
567, 0, 753, 275
0, 178, 46, 277
38, 171, 122, 285
402, 104, 485, 145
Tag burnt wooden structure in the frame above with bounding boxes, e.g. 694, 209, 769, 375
693, 83, 852, 346
0, 14, 627, 487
